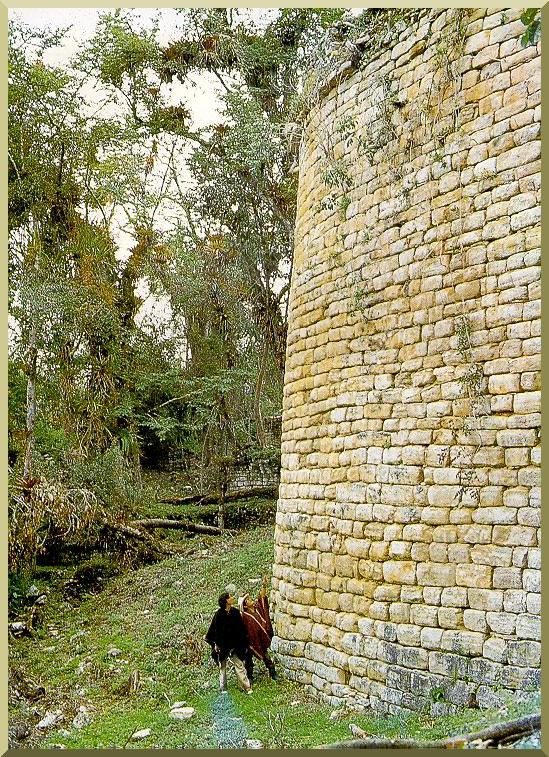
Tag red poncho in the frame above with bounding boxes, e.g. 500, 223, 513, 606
239, 594, 273, 661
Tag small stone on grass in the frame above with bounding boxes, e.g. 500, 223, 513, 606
132, 729, 151, 740
169, 707, 195, 720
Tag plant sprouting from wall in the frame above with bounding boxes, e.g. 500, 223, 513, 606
520, 9, 541, 46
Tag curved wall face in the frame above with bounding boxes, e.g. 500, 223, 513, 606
272, 8, 540, 714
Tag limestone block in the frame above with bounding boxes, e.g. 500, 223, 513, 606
382, 561, 417, 585
520, 372, 541, 391
388, 540, 412, 559
334, 555, 356, 578
417, 562, 456, 587
522, 568, 540, 593
503, 590, 527, 614
316, 590, 340, 611
526, 593, 540, 615
378, 640, 429, 670
457, 525, 492, 544
440, 587, 468, 608
507, 640, 541, 667
499, 665, 540, 690
493, 567, 523, 589
470, 544, 512, 567
402, 524, 432, 542
447, 543, 471, 563
456, 564, 492, 588
368, 601, 389, 621
517, 467, 541, 487
410, 604, 439, 627
441, 630, 485, 656
373, 620, 397, 642
463, 609, 488, 632
420, 627, 443, 650
488, 374, 520, 394
335, 482, 368, 503
353, 595, 373, 616
496, 140, 541, 171
483, 637, 508, 663
437, 607, 464, 629
428, 651, 469, 679
396, 624, 421, 647
369, 542, 390, 562
422, 505, 451, 523
486, 611, 516, 635
432, 525, 457, 543
527, 547, 541, 569
505, 448, 530, 467
492, 525, 537, 546
345, 538, 370, 559
389, 602, 410, 623
428, 543, 447, 563
472, 507, 517, 525
400, 586, 424, 603
373, 584, 401, 602
512, 547, 529, 569
468, 589, 503, 611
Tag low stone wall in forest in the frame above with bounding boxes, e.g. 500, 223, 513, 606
272, 8, 540, 714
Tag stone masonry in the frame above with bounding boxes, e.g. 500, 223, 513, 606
272, 8, 540, 714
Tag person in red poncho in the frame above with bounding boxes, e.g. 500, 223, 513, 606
238, 576, 277, 683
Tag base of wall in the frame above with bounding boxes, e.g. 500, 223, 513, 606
272, 638, 540, 715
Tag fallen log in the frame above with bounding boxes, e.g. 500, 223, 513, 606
316, 713, 541, 749
158, 485, 278, 505
103, 522, 176, 557
130, 519, 235, 536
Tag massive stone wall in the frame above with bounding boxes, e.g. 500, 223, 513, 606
272, 8, 541, 714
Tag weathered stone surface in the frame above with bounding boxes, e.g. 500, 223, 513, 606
274, 7, 540, 712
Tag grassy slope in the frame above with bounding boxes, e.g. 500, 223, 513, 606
9, 522, 539, 749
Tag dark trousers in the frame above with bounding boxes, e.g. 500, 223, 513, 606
245, 650, 276, 681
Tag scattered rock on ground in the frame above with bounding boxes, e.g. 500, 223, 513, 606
10, 621, 32, 637
132, 728, 151, 740
72, 707, 92, 730
108, 647, 122, 657
170, 701, 187, 709
76, 660, 90, 675
37, 711, 63, 729
8, 719, 31, 748
169, 707, 195, 720
69, 630, 89, 643
245, 739, 263, 748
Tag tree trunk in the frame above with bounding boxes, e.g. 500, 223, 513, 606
316, 713, 541, 750
22, 326, 37, 482
130, 519, 235, 535
253, 340, 269, 448
217, 469, 227, 530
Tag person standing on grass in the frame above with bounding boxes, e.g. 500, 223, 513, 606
205, 591, 253, 694
238, 576, 277, 683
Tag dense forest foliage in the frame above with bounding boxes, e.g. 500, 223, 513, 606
8, 7, 364, 575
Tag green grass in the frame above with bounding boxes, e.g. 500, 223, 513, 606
9, 523, 540, 749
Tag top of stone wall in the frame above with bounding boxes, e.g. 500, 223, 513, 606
302, 8, 485, 119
